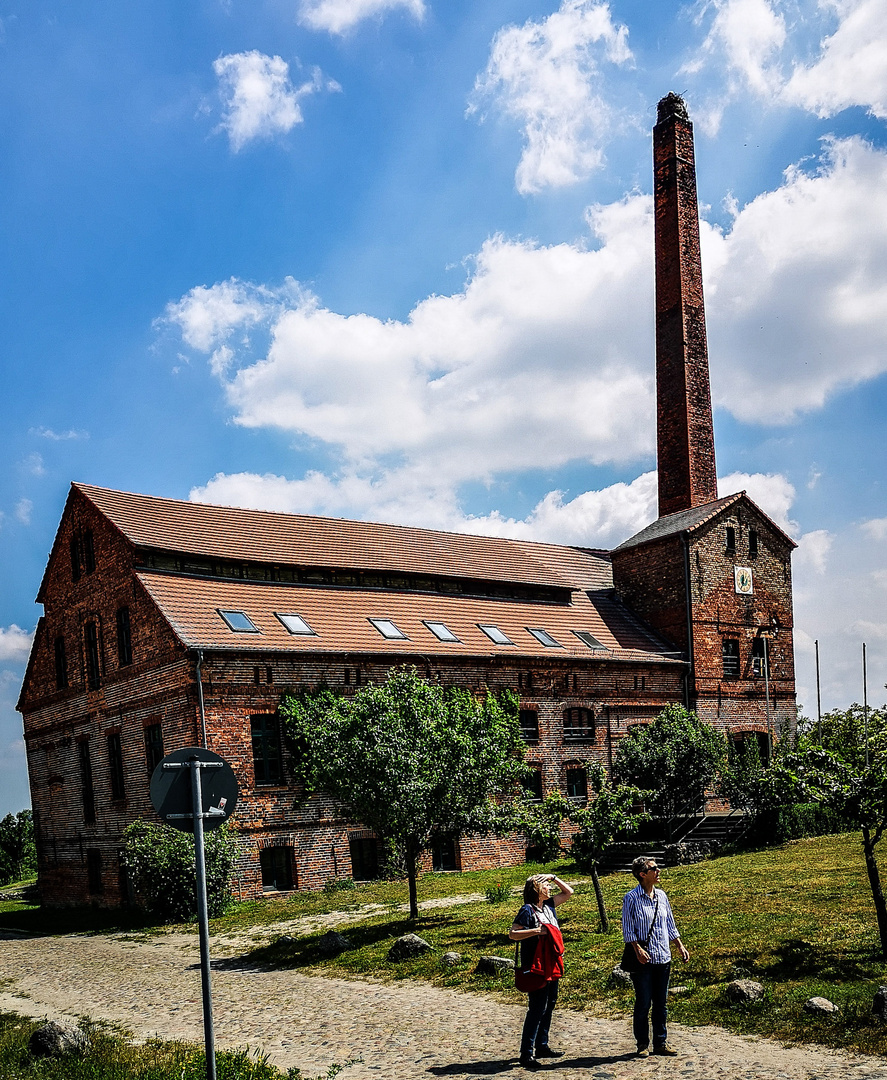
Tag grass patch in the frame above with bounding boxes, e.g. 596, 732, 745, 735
237, 835, 887, 1057
0, 1013, 355, 1080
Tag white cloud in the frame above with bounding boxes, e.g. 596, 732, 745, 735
685, 0, 786, 100
784, 0, 887, 119
794, 528, 834, 575
469, 0, 633, 194
298, 0, 425, 34
14, 499, 32, 526
22, 453, 44, 477
0, 625, 33, 663
718, 470, 798, 534
28, 427, 88, 441
213, 51, 338, 151
862, 516, 887, 540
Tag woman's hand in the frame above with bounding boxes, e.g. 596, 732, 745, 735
634, 944, 650, 965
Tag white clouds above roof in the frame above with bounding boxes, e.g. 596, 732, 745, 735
213, 51, 339, 151
0, 625, 33, 663
469, 0, 633, 194
298, 0, 425, 34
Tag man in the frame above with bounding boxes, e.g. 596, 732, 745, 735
621, 856, 690, 1057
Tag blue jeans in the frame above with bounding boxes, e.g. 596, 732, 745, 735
520, 979, 560, 1058
630, 962, 671, 1049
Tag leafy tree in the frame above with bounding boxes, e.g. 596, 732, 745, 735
280, 666, 526, 918
798, 703, 887, 763
570, 766, 648, 931
516, 791, 574, 864
0, 810, 37, 887
122, 820, 236, 922
614, 704, 726, 819
758, 703, 887, 956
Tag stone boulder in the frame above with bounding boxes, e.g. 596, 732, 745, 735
28, 1021, 87, 1058
388, 933, 432, 961
440, 951, 463, 967
726, 979, 765, 1004
476, 955, 515, 976
873, 986, 887, 1023
805, 996, 839, 1016
608, 966, 633, 988
316, 930, 353, 956
663, 840, 719, 867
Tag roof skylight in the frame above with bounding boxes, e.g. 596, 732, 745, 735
574, 630, 606, 649
369, 618, 409, 640
478, 624, 514, 646
527, 628, 562, 648
423, 620, 460, 643
218, 609, 259, 633
275, 613, 316, 636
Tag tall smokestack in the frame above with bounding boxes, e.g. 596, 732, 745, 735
653, 93, 718, 518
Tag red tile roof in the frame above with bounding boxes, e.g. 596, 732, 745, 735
136, 571, 681, 662
77, 483, 583, 589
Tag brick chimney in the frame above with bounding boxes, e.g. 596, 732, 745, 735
654, 93, 718, 518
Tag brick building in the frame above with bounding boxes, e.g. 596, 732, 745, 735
17, 94, 797, 906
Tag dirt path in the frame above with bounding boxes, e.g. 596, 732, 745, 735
0, 923, 884, 1079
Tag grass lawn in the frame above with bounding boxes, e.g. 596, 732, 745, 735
1, 835, 886, 1056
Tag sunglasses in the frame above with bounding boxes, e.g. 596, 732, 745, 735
642, 865, 660, 874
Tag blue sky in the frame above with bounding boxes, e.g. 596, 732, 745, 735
2, 0, 886, 815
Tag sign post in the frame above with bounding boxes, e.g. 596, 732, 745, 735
150, 748, 239, 1080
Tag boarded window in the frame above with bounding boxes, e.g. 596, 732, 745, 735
54, 636, 68, 690
251, 714, 282, 786
722, 640, 740, 679
84, 622, 101, 690
349, 835, 379, 881
82, 530, 95, 574
749, 529, 759, 558
144, 723, 164, 777
116, 607, 132, 667
79, 740, 95, 824
563, 707, 595, 743
725, 526, 736, 553
431, 836, 458, 871
107, 732, 125, 800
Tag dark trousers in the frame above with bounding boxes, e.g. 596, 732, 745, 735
520, 979, 560, 1058
630, 962, 671, 1049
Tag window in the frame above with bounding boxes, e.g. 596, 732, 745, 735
219, 609, 259, 633
260, 846, 294, 891
70, 536, 81, 582
752, 636, 770, 678
82, 529, 95, 574
725, 526, 736, 553
527, 628, 562, 648
144, 723, 164, 777
86, 849, 103, 895
479, 624, 514, 645
368, 618, 408, 640
431, 836, 459, 872
251, 714, 282, 785
563, 707, 595, 743
573, 631, 606, 650
84, 622, 101, 690
749, 529, 759, 558
423, 620, 460, 643
116, 607, 132, 667
519, 708, 539, 743
107, 732, 125, 800
521, 768, 543, 802
349, 834, 380, 880
54, 636, 68, 690
79, 740, 95, 824
722, 639, 740, 679
275, 613, 316, 636
566, 767, 588, 802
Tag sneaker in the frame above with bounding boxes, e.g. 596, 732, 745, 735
535, 1047, 565, 1059
654, 1043, 678, 1056
519, 1056, 542, 1071
636, 1047, 650, 1058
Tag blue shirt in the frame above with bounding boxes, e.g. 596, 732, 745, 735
514, 900, 559, 970
621, 884, 680, 965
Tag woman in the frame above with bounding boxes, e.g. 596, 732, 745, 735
509, 873, 574, 1071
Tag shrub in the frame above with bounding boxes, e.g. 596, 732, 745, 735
122, 820, 236, 922
323, 877, 357, 893
742, 802, 852, 846
485, 882, 511, 904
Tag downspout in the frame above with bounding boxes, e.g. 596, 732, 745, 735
682, 533, 694, 711
194, 649, 208, 749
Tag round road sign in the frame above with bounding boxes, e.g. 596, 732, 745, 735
150, 747, 239, 833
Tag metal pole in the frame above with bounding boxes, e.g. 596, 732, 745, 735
763, 635, 772, 759
815, 639, 822, 744
190, 760, 217, 1080
863, 642, 869, 770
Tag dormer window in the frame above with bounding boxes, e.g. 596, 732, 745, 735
275, 613, 316, 636
479, 624, 514, 646
527, 628, 562, 648
369, 618, 408, 640
219, 609, 259, 633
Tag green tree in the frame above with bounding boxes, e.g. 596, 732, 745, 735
758, 704, 887, 955
0, 810, 37, 886
122, 820, 236, 922
570, 766, 648, 931
280, 666, 526, 919
798, 703, 887, 763
516, 791, 574, 864
614, 704, 726, 819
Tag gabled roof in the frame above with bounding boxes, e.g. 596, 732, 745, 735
611, 492, 797, 553
74, 483, 578, 590
136, 571, 683, 663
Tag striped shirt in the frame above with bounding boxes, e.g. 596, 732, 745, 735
621, 884, 680, 965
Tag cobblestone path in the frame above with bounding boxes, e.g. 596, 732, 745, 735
0, 928, 884, 1080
